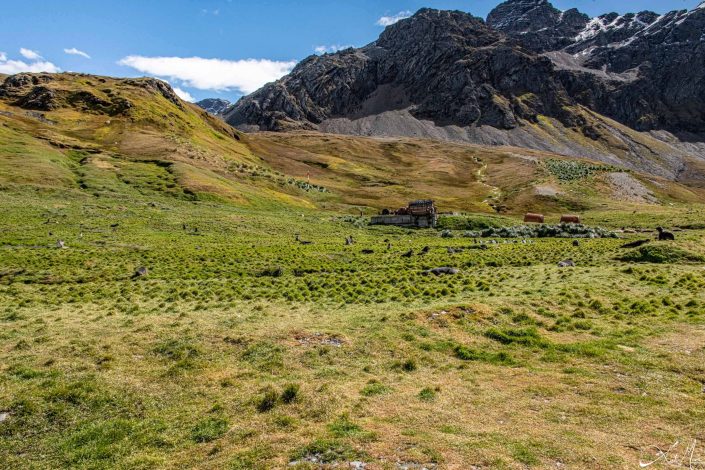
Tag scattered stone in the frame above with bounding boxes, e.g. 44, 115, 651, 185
0, 412, 9, 423
294, 332, 344, 347
396, 462, 438, 470
56, 240, 65, 249
557, 259, 575, 267
426, 267, 459, 275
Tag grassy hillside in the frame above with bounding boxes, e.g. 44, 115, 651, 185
1, 73, 704, 217
1, 73, 705, 469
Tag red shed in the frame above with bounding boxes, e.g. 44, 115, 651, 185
560, 215, 581, 224
524, 213, 545, 224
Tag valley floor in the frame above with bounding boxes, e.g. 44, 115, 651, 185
1, 188, 704, 469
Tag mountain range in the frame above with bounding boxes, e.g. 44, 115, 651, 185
220, 0, 705, 186
196, 98, 231, 116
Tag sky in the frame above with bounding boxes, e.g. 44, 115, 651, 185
0, 0, 700, 103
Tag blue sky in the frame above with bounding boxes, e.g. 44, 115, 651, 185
0, 0, 700, 102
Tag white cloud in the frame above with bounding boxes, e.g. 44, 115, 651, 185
314, 44, 353, 55
64, 47, 91, 59
173, 87, 194, 102
376, 11, 412, 26
20, 48, 42, 60
0, 51, 60, 74
118, 55, 296, 94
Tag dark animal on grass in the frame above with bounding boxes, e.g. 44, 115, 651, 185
656, 227, 675, 241
401, 249, 413, 258
131, 266, 148, 279
420, 246, 430, 254
295, 234, 313, 245
557, 259, 575, 268
361, 249, 374, 254
260, 267, 283, 277
573, 240, 580, 247
621, 239, 650, 249
426, 267, 459, 276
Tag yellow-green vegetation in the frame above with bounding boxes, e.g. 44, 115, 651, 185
1, 73, 705, 469
1, 183, 705, 469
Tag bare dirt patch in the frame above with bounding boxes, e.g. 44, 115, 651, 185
607, 172, 658, 203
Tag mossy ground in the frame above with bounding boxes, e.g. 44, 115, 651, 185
1, 185, 704, 469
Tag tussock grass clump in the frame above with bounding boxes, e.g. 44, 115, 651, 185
619, 245, 705, 264
360, 380, 390, 397
418, 387, 437, 402
256, 387, 279, 413
280, 383, 300, 404
484, 327, 550, 348
241, 342, 284, 372
453, 344, 516, 366
191, 416, 229, 443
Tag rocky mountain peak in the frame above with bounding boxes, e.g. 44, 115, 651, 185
487, 0, 589, 51
196, 98, 231, 116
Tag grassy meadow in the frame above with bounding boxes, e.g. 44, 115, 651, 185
1, 73, 705, 469
1, 183, 704, 469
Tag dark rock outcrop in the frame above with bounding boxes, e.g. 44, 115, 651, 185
488, 0, 705, 134
486, 0, 589, 52
227, 9, 576, 132
124, 78, 184, 110
225, 2, 705, 163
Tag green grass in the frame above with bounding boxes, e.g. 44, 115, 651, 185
2, 74, 705, 468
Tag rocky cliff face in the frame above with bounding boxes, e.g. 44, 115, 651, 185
226, 9, 579, 132
196, 98, 231, 116
225, 3, 705, 181
489, 0, 705, 134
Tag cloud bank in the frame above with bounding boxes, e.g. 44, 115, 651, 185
172, 87, 194, 102
314, 44, 354, 55
376, 11, 412, 26
64, 47, 91, 59
0, 49, 60, 74
19, 48, 42, 60
118, 55, 296, 95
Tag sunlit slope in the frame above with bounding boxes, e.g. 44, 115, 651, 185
1, 72, 703, 214
0, 73, 319, 208
248, 131, 705, 214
